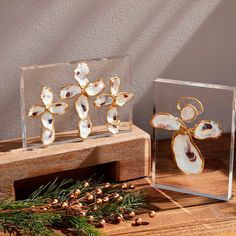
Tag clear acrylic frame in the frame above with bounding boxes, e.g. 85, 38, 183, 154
20, 56, 133, 148
152, 78, 236, 201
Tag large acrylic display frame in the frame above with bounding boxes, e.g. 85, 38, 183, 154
20, 56, 133, 148
152, 78, 236, 201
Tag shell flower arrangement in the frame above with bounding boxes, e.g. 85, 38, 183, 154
28, 63, 134, 146
94, 76, 134, 134
59, 62, 106, 140
150, 97, 222, 175
28, 87, 69, 145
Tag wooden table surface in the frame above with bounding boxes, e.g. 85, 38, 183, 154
102, 177, 236, 236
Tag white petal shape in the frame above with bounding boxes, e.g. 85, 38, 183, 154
172, 133, 204, 174
41, 111, 54, 130
107, 106, 119, 124
74, 63, 90, 88
49, 102, 69, 115
107, 121, 120, 134
75, 75, 89, 89
41, 87, 53, 108
180, 105, 197, 122
79, 118, 92, 139
75, 94, 89, 119
42, 128, 55, 146
28, 105, 45, 117
110, 77, 120, 96
94, 94, 114, 107
150, 113, 182, 131
193, 120, 222, 140
115, 92, 134, 107
85, 79, 105, 96
74, 62, 90, 76
60, 85, 81, 99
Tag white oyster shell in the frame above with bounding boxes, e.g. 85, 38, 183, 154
79, 118, 92, 139
42, 128, 55, 146
172, 133, 204, 174
150, 113, 182, 131
85, 79, 105, 96
60, 85, 81, 99
28, 105, 45, 117
180, 105, 196, 122
41, 87, 53, 108
94, 94, 114, 107
193, 120, 222, 140
107, 122, 120, 134
74, 63, 90, 88
49, 102, 69, 115
41, 111, 54, 130
107, 106, 119, 124
110, 77, 120, 96
115, 92, 134, 107
75, 94, 89, 119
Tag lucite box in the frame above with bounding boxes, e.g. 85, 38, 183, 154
152, 78, 236, 200
20, 56, 133, 148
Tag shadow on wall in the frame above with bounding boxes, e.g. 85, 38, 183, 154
161, 0, 236, 86
133, 0, 236, 134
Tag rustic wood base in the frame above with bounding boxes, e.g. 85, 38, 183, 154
0, 125, 151, 200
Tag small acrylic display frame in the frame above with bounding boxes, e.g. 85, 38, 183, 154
152, 78, 236, 201
20, 56, 133, 148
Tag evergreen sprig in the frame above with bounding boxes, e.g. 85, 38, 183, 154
0, 178, 146, 236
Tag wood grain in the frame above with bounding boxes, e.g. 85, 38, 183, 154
0, 125, 151, 200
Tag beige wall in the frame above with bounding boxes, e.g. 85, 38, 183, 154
0, 0, 235, 140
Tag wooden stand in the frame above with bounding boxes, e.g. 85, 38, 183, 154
0, 125, 151, 200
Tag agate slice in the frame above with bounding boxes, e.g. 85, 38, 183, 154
28, 105, 45, 117
150, 113, 182, 131
193, 120, 222, 140
41, 111, 54, 130
74, 63, 90, 88
171, 133, 204, 174
107, 106, 119, 124
49, 102, 69, 115
180, 105, 197, 122
79, 118, 92, 139
85, 79, 105, 96
107, 121, 120, 135
115, 92, 134, 107
42, 128, 55, 146
110, 77, 120, 96
75, 94, 89, 119
41, 87, 53, 108
60, 85, 81, 99
94, 94, 114, 107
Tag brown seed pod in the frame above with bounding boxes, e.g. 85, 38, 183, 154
77, 202, 83, 207
70, 204, 81, 211
116, 216, 123, 222
117, 196, 123, 202
96, 188, 103, 195
104, 182, 111, 188
84, 182, 89, 187
135, 218, 142, 225
80, 211, 86, 217
96, 198, 103, 204
103, 196, 109, 203
129, 184, 135, 189
93, 206, 98, 211
121, 183, 128, 189
43, 207, 48, 211
88, 215, 94, 222
61, 202, 68, 208
70, 193, 76, 199
75, 189, 81, 196
129, 211, 135, 217
99, 219, 106, 227
149, 211, 156, 218
113, 193, 119, 199
52, 199, 59, 204
87, 194, 94, 201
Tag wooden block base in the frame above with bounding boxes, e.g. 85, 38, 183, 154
0, 125, 151, 200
